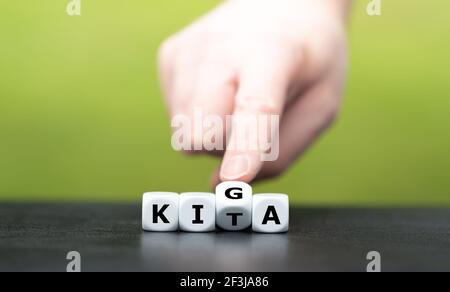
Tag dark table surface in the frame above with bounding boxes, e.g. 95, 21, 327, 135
0, 203, 449, 272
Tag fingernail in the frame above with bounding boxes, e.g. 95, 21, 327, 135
221, 155, 250, 180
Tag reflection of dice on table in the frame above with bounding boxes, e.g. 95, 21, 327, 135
142, 181, 289, 233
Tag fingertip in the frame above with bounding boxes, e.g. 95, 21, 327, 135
219, 153, 262, 183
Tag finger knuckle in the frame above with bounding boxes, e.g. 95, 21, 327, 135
158, 37, 178, 66
236, 97, 280, 116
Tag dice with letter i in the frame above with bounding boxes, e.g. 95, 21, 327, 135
179, 192, 216, 232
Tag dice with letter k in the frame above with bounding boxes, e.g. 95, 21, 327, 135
142, 192, 179, 232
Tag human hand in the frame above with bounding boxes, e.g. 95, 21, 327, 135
158, 0, 350, 186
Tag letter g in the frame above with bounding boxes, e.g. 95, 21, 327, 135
225, 187, 243, 200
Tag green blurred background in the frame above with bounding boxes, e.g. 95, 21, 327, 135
0, 0, 449, 205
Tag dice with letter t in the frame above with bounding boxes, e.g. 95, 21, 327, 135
216, 181, 252, 231
142, 192, 179, 232
252, 194, 289, 233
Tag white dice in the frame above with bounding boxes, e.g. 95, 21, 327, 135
252, 194, 289, 233
142, 184, 289, 233
142, 192, 179, 232
215, 181, 253, 231
179, 192, 215, 232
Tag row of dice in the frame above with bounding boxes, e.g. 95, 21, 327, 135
142, 181, 289, 233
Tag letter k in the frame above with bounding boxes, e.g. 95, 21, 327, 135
153, 204, 170, 223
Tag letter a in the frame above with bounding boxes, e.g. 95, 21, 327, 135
262, 206, 281, 225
